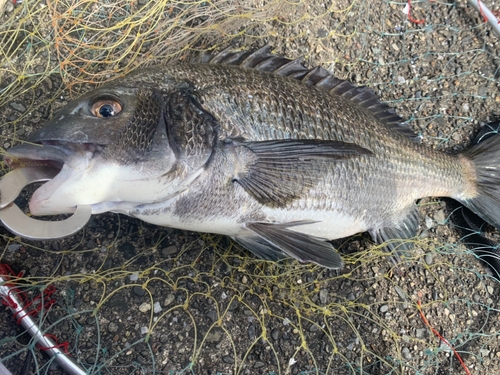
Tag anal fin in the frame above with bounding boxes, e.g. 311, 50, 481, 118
370, 205, 420, 260
237, 221, 344, 269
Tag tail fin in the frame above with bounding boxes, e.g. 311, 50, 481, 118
460, 134, 500, 230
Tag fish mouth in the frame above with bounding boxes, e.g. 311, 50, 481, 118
4, 141, 98, 215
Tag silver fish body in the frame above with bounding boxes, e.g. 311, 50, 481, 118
4, 47, 500, 268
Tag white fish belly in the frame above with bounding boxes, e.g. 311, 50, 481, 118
261, 207, 368, 240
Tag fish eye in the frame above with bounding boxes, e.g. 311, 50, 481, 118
90, 98, 122, 118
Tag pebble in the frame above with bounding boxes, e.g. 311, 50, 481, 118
433, 209, 446, 222
254, 361, 265, 369
162, 245, 178, 256
159, 334, 169, 343
206, 310, 217, 323
222, 355, 234, 364
108, 322, 119, 333
5, 2, 14, 12
380, 305, 389, 313
205, 327, 223, 343
10, 102, 26, 113
248, 324, 256, 340
478, 86, 487, 97
416, 328, 427, 339
319, 289, 328, 304
309, 324, 319, 333
425, 253, 433, 265
164, 293, 175, 306
480, 349, 490, 357
402, 347, 412, 359
317, 28, 328, 38
16, 129, 25, 136
139, 303, 151, 313
7, 244, 21, 251
133, 286, 145, 296
425, 215, 433, 229
153, 302, 162, 313
43, 77, 53, 90
271, 328, 280, 341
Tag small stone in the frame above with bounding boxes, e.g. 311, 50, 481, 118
205, 327, 223, 343
206, 310, 217, 323
425, 215, 433, 229
271, 328, 279, 341
7, 244, 21, 251
397, 76, 405, 84
133, 286, 145, 296
416, 328, 427, 339
425, 253, 433, 265
478, 86, 487, 97
10, 102, 26, 113
5, 2, 14, 13
139, 303, 151, 313
319, 289, 328, 305
160, 334, 169, 343
113, 335, 119, 342
480, 349, 490, 357
317, 28, 328, 38
153, 302, 162, 313
473, 293, 480, 303
108, 322, 119, 333
254, 361, 265, 369
433, 209, 446, 222
162, 245, 178, 256
402, 347, 412, 359
248, 324, 256, 340
347, 293, 355, 301
222, 355, 235, 364
309, 324, 319, 333
16, 129, 25, 136
380, 305, 389, 313
164, 293, 175, 306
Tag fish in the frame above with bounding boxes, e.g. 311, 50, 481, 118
4, 45, 500, 269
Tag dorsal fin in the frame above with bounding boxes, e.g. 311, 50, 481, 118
192, 46, 418, 141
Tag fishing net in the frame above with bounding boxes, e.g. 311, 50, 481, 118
1, 0, 499, 374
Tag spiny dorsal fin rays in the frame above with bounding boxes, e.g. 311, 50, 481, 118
192, 45, 419, 141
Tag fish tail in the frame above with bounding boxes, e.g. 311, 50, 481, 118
458, 134, 500, 229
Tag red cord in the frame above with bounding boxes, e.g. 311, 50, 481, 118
408, 0, 425, 24
418, 301, 471, 375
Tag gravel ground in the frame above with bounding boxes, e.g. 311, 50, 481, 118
1, 0, 500, 374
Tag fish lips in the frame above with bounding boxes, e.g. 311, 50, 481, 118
4, 141, 96, 215
4, 141, 95, 170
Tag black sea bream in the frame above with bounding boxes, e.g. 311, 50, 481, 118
5, 46, 500, 269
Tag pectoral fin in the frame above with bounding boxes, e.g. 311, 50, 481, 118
234, 221, 344, 269
228, 139, 371, 208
